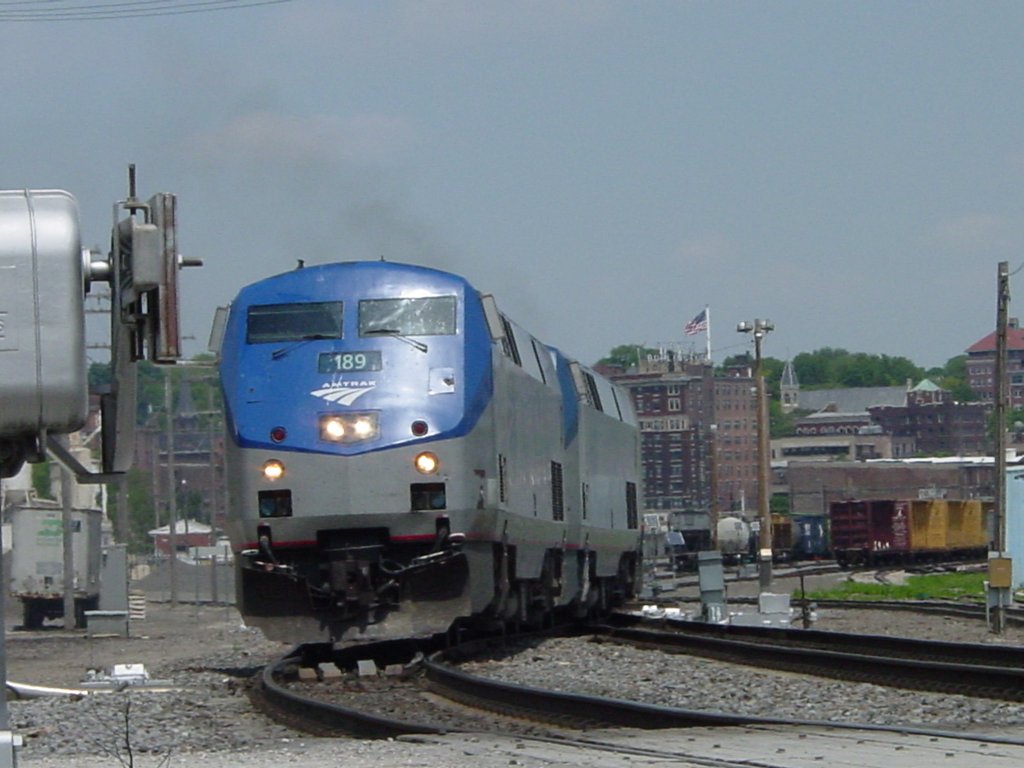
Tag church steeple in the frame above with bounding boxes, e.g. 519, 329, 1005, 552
780, 359, 799, 413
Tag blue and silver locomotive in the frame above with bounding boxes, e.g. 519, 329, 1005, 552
218, 261, 641, 644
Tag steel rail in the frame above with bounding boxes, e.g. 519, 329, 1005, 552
808, 598, 1024, 626
255, 641, 446, 739
253, 632, 1024, 754
421, 647, 780, 730
595, 617, 1024, 700
422, 644, 1024, 745
609, 611, 1024, 666
628, 597, 1024, 626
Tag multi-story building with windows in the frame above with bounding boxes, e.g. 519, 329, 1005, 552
600, 353, 759, 546
965, 318, 1024, 407
710, 365, 760, 515
867, 379, 988, 456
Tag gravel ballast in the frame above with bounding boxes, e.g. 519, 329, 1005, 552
5, 598, 1024, 765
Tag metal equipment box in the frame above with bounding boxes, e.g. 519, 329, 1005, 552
0, 190, 86, 437
989, 557, 1013, 590
84, 610, 129, 638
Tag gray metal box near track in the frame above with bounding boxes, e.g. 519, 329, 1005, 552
0, 189, 87, 437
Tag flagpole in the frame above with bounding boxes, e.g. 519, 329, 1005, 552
704, 304, 711, 362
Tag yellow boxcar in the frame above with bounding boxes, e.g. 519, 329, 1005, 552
947, 499, 987, 550
908, 499, 948, 551
954, 499, 987, 552
968, 499, 989, 549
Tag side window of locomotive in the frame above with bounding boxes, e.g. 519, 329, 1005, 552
247, 302, 344, 344
584, 371, 603, 412
594, 377, 621, 419
499, 316, 521, 365
358, 296, 457, 336
532, 339, 556, 385
626, 482, 639, 529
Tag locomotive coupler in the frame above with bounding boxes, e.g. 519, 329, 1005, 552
239, 544, 297, 578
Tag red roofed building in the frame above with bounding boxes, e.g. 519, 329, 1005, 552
965, 318, 1024, 407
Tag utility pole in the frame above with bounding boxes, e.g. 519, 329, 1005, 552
60, 436, 76, 629
737, 319, 774, 592
990, 261, 1012, 634
709, 423, 719, 550
0, 522, 19, 763
165, 372, 178, 607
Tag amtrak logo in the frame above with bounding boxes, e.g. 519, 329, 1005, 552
310, 380, 376, 405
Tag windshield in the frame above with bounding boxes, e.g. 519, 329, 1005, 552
358, 296, 457, 337
247, 302, 343, 344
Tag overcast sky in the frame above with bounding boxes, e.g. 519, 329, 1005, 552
4, 1, 1022, 370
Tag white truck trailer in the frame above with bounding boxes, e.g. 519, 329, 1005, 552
7, 500, 101, 628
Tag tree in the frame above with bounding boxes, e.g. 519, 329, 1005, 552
31, 460, 53, 499
596, 344, 660, 370
934, 355, 977, 402
791, 348, 835, 387
720, 353, 785, 399
106, 468, 157, 555
791, 348, 925, 389
88, 361, 111, 391
770, 400, 804, 438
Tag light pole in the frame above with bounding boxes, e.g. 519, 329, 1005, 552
708, 423, 719, 550
165, 370, 178, 607
737, 318, 774, 591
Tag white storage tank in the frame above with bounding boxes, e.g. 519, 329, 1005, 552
717, 516, 752, 558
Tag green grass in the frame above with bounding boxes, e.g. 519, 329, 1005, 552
803, 570, 987, 602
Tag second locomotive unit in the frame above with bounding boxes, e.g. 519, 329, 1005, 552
218, 260, 641, 644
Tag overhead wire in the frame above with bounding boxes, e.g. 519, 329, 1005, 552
0, 0, 295, 21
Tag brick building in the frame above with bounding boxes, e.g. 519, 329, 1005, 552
867, 380, 988, 457
965, 318, 1024, 408
786, 458, 997, 517
602, 353, 759, 546
148, 519, 215, 556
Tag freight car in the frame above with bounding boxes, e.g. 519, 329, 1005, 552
217, 261, 642, 644
716, 516, 752, 564
829, 498, 989, 568
791, 514, 829, 560
765, 513, 830, 562
771, 513, 793, 561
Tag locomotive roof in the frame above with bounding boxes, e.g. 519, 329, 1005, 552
232, 260, 474, 304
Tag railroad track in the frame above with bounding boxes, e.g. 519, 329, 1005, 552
634, 590, 1024, 627
599, 612, 1024, 701
252, 633, 783, 739
808, 598, 1024, 625
252, 622, 1024, 742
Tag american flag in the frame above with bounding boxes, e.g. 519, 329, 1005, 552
684, 308, 708, 336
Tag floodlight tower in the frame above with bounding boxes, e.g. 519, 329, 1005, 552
737, 318, 774, 591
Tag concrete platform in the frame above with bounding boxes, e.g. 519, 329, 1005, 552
426, 724, 1024, 767
25, 724, 1023, 767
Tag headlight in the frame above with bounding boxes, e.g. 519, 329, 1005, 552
262, 459, 285, 481
415, 452, 439, 474
323, 418, 345, 440
319, 412, 379, 443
